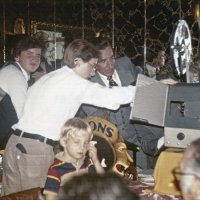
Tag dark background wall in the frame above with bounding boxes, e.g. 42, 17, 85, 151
0, 0, 199, 68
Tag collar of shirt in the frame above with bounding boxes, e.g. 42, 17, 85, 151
98, 70, 122, 87
16, 62, 30, 82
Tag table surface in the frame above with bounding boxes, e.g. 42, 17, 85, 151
0, 154, 184, 200
129, 173, 183, 200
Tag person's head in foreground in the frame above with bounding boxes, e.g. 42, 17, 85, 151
58, 173, 139, 200
179, 138, 200, 200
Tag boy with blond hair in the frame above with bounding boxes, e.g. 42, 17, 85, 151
43, 117, 104, 200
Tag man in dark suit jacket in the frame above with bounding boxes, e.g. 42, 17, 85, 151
76, 39, 164, 169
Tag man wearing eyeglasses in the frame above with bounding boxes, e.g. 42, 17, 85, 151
2, 39, 137, 196
77, 39, 166, 170
178, 138, 200, 200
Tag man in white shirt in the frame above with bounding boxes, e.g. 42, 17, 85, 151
76, 39, 172, 170
0, 35, 42, 149
1, 39, 136, 195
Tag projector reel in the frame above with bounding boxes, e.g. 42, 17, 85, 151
170, 20, 192, 82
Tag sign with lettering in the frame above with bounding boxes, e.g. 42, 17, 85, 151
85, 116, 119, 144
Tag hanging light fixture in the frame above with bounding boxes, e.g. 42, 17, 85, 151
2, 0, 6, 63
195, 0, 200, 81
82, 0, 85, 39
143, 0, 147, 74
195, 2, 200, 21
179, 0, 182, 19
194, 2, 200, 46
53, 0, 57, 69
112, 0, 115, 50
27, 0, 30, 35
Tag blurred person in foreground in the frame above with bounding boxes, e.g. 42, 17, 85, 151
1, 39, 136, 196
58, 173, 140, 200
178, 138, 200, 200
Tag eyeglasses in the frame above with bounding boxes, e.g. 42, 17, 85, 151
88, 62, 97, 71
172, 166, 200, 190
172, 166, 200, 181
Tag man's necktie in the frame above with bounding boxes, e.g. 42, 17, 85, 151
107, 76, 118, 88
27, 76, 34, 87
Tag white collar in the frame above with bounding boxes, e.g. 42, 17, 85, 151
16, 62, 30, 82
97, 70, 121, 87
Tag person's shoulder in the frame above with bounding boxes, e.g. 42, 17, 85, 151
49, 157, 65, 169
0, 64, 22, 78
46, 66, 73, 80
115, 56, 136, 73
146, 63, 155, 70
116, 56, 132, 65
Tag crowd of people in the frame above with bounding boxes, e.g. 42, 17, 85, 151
76, 39, 166, 170
0, 36, 136, 196
0, 33, 198, 200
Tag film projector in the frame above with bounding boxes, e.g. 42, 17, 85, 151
131, 20, 200, 149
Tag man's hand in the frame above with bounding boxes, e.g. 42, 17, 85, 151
160, 78, 178, 85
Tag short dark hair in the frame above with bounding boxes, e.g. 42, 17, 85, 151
13, 35, 43, 58
91, 38, 112, 51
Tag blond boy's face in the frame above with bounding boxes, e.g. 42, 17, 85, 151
63, 131, 92, 160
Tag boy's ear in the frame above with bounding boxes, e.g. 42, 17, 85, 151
60, 136, 68, 147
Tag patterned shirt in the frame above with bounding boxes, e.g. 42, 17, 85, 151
43, 156, 96, 195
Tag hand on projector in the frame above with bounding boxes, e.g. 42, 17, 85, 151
160, 78, 178, 85
154, 136, 165, 156
157, 136, 164, 150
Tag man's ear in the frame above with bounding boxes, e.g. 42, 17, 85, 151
74, 58, 81, 67
15, 56, 19, 62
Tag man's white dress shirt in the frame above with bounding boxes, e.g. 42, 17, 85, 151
15, 66, 135, 140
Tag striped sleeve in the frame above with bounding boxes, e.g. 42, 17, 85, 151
44, 166, 61, 194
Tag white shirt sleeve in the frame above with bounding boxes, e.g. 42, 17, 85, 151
81, 81, 135, 110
